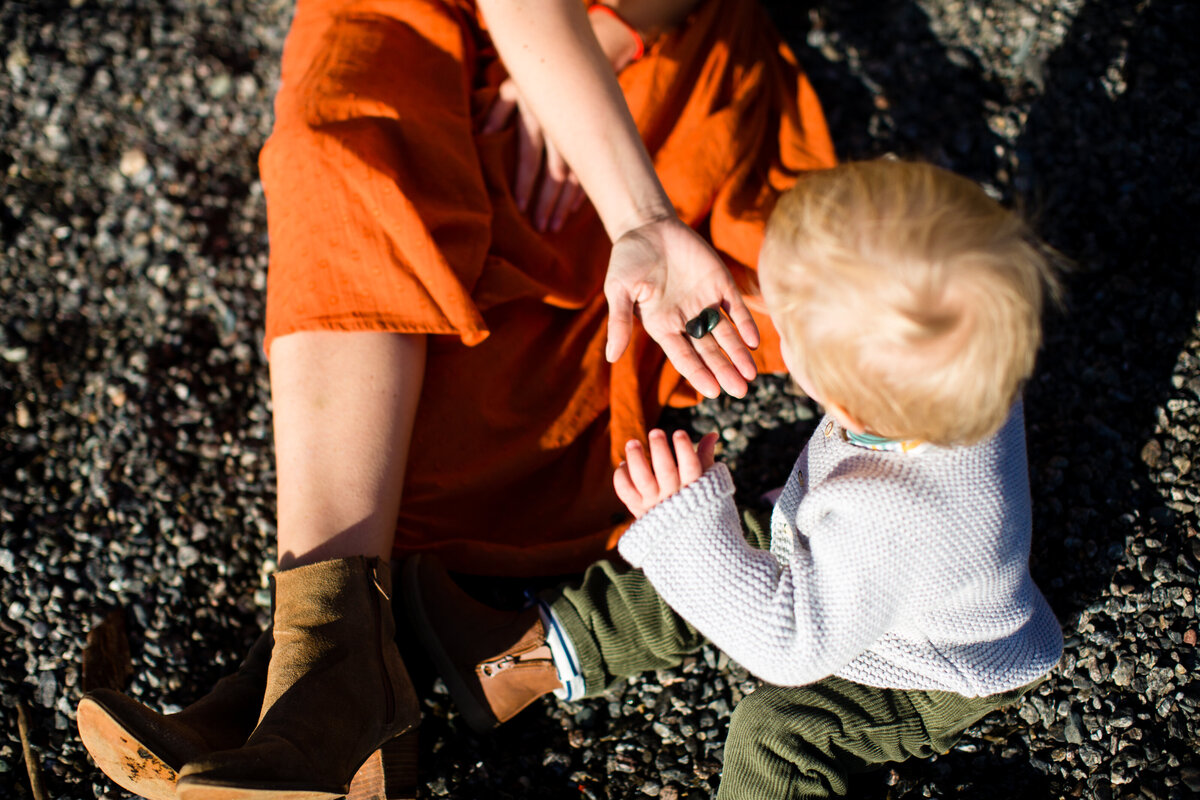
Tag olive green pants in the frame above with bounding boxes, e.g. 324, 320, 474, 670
547, 511, 1033, 799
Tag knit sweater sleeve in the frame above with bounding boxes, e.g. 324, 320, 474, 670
618, 462, 920, 686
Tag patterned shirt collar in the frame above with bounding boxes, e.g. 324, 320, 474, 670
844, 428, 931, 454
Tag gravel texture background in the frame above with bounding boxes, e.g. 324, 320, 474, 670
2, 0, 1198, 798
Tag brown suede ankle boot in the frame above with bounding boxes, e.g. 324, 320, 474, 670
175, 556, 420, 800
76, 629, 272, 800
402, 553, 563, 733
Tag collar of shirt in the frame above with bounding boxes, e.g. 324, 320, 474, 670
844, 428, 931, 454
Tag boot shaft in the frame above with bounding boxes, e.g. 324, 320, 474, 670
264, 556, 400, 720
178, 555, 420, 799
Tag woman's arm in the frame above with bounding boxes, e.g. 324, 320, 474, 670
475, 0, 759, 399
476, 0, 666, 238
488, 3, 659, 231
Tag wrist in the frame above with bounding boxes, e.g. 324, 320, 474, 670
610, 208, 680, 243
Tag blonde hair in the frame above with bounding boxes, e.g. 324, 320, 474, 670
759, 160, 1060, 446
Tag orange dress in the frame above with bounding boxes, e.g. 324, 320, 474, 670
260, 0, 836, 575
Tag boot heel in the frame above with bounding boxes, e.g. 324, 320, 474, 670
347, 729, 419, 800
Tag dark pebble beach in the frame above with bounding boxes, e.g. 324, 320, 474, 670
2, 0, 1198, 797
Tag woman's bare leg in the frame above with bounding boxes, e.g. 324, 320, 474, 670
268, 331, 426, 569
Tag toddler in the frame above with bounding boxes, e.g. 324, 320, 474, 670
405, 159, 1064, 799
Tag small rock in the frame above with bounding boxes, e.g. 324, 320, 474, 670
1077, 743, 1104, 770
1064, 710, 1084, 744
1181, 766, 1200, 792
177, 546, 201, 568
208, 73, 232, 99
612, 754, 638, 773
119, 148, 148, 178
36, 671, 58, 708
1111, 658, 1136, 687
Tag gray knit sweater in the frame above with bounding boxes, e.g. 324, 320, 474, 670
618, 402, 1063, 696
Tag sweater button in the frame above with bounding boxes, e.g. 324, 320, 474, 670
824, 421, 834, 437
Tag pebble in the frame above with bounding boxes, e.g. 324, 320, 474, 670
177, 546, 201, 569
1064, 710, 1085, 744
36, 672, 58, 708
1181, 767, 1200, 793
1111, 658, 1136, 687
685, 308, 721, 339
118, 148, 148, 178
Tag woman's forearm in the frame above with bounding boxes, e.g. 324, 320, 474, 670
480, 0, 758, 397
476, 0, 673, 240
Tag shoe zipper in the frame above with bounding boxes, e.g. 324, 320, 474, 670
370, 563, 396, 726
479, 647, 552, 677
479, 654, 518, 677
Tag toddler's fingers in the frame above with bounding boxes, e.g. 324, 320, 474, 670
647, 429, 680, 496
697, 431, 718, 471
613, 462, 645, 518
673, 430, 703, 486
624, 439, 659, 498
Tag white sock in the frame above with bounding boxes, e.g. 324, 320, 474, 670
537, 600, 585, 701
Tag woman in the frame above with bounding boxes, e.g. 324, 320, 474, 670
77, 0, 835, 797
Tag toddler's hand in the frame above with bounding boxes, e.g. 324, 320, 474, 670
614, 429, 718, 519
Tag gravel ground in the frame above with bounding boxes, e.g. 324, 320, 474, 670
2, 0, 1198, 798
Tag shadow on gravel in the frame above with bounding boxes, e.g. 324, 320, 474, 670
770, 0, 1200, 666
737, 2, 1200, 797
1019, 0, 1200, 623
895, 2, 1200, 795
775, 0, 1008, 177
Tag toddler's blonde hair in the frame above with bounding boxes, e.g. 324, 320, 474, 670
759, 160, 1059, 446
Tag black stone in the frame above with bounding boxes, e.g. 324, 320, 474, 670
685, 307, 721, 339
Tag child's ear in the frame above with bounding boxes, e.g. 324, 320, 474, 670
825, 400, 868, 434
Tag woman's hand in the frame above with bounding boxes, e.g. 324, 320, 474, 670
483, 78, 585, 232
604, 216, 760, 398
614, 429, 718, 519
